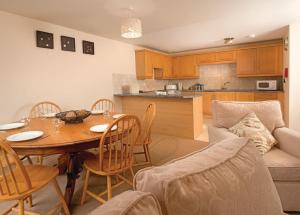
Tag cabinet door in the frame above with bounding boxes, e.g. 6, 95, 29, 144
236, 48, 257, 77
254, 92, 278, 101
172, 55, 198, 78
235, 92, 254, 101
196, 53, 216, 65
163, 55, 173, 79
215, 92, 236, 101
215, 51, 236, 63
257, 45, 283, 76
135, 50, 153, 80
203, 92, 216, 116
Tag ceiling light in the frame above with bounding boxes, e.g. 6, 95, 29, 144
248, 34, 256, 38
224, 37, 234, 45
121, 17, 142, 39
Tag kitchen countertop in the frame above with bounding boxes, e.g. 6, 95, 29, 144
185, 89, 284, 92
114, 92, 202, 99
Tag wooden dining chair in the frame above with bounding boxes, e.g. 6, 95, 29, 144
29, 101, 62, 165
91, 99, 115, 113
80, 115, 141, 205
133, 103, 156, 166
0, 141, 70, 215
29, 101, 62, 118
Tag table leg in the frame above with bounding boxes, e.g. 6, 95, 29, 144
64, 152, 81, 209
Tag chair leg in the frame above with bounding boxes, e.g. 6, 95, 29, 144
18, 199, 24, 215
26, 195, 33, 207
130, 167, 135, 179
52, 179, 70, 215
107, 176, 112, 200
81, 170, 90, 205
143, 145, 148, 162
145, 145, 152, 165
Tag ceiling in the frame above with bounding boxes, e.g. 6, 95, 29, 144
0, 0, 299, 53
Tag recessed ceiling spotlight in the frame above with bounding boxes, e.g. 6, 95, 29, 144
248, 34, 256, 38
224, 37, 234, 45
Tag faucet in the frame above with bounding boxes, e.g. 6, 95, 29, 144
221, 81, 230, 90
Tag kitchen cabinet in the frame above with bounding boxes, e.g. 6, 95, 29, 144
135, 50, 154, 80
257, 45, 283, 76
215, 51, 236, 63
235, 92, 254, 101
172, 55, 198, 78
196, 53, 216, 65
135, 50, 173, 80
236, 48, 257, 77
203, 92, 216, 116
203, 91, 284, 117
236, 44, 283, 77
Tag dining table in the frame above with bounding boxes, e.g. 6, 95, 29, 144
0, 114, 117, 210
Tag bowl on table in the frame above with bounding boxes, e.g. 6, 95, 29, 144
55, 110, 91, 124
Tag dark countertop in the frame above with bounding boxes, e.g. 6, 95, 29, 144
114, 92, 202, 99
185, 89, 284, 93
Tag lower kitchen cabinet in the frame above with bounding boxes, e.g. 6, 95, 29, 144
203, 91, 284, 117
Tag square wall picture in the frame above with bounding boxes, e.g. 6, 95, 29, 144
36, 31, 54, 49
61, 36, 75, 52
82, 40, 94, 55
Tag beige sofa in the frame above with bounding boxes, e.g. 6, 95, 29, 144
208, 100, 300, 212
134, 138, 285, 215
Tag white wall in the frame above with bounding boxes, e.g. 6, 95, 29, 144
288, 23, 300, 131
0, 11, 136, 123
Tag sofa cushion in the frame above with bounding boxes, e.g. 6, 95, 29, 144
89, 190, 162, 215
264, 147, 300, 181
212, 100, 285, 132
228, 112, 277, 155
134, 138, 284, 215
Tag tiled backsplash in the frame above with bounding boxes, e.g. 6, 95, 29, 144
113, 64, 283, 94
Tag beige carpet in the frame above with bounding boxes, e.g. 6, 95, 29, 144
0, 133, 209, 214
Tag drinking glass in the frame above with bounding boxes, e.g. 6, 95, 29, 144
53, 119, 63, 133
103, 110, 112, 119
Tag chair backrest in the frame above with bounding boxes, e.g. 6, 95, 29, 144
91, 99, 115, 112
0, 141, 32, 199
211, 100, 285, 132
140, 103, 156, 144
29, 101, 62, 118
99, 115, 141, 173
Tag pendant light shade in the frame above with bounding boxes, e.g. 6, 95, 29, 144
121, 18, 142, 39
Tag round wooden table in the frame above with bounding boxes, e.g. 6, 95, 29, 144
0, 115, 115, 209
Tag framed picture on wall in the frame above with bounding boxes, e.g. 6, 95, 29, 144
82, 40, 94, 55
61, 36, 75, 52
36, 30, 54, 49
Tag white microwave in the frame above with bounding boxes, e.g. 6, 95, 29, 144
256, 80, 277, 91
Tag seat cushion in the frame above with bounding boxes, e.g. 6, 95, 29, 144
134, 138, 284, 215
264, 147, 300, 181
212, 100, 285, 132
90, 190, 162, 215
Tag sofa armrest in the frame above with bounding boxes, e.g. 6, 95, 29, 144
208, 126, 237, 145
274, 127, 300, 159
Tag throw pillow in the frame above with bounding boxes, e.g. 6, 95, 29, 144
228, 112, 277, 155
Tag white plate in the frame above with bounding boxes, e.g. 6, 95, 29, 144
43, 112, 57, 118
6, 131, 44, 142
112, 114, 125, 119
91, 110, 105, 115
90, 124, 117, 133
0, 122, 25, 131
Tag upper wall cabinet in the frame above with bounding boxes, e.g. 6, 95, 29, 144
236, 43, 283, 77
257, 45, 283, 76
135, 50, 153, 80
135, 50, 173, 80
172, 55, 199, 79
236, 48, 257, 77
135, 40, 284, 80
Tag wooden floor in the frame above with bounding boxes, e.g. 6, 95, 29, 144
0, 133, 209, 215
